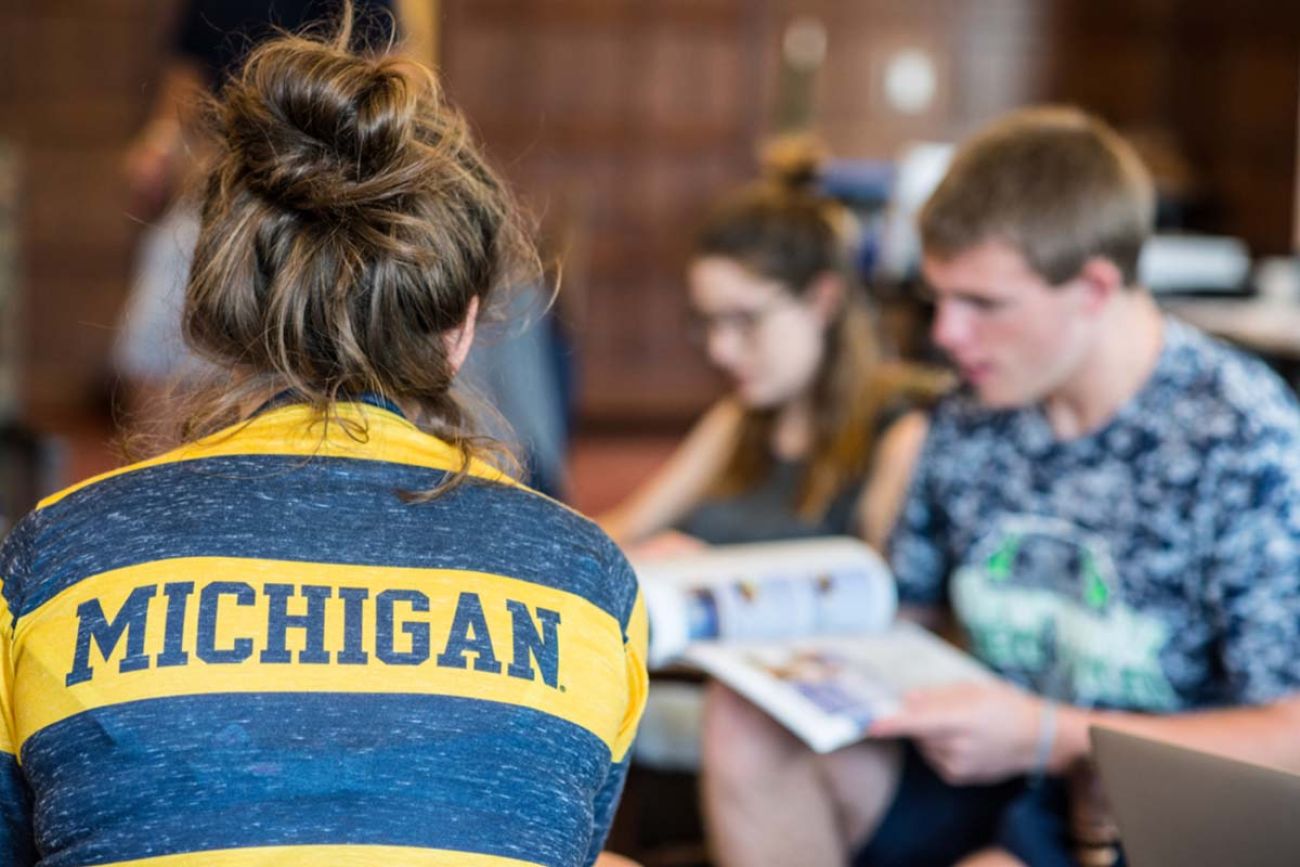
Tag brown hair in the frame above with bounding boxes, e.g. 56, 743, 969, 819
700, 138, 941, 521
169, 11, 535, 494
919, 106, 1154, 286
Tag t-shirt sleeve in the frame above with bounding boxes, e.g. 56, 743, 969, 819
584, 555, 648, 865
886, 420, 951, 608
584, 753, 631, 866
1204, 435, 1300, 705
0, 527, 36, 865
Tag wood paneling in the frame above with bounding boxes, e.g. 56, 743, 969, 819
2, 0, 174, 424
6, 0, 1298, 429
440, 0, 763, 422
785, 0, 1052, 157
440, 0, 1052, 423
1044, 0, 1300, 254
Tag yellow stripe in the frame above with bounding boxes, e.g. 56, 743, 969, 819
611, 592, 649, 762
38, 403, 521, 510
14, 558, 636, 754
103, 844, 539, 866
0, 588, 15, 757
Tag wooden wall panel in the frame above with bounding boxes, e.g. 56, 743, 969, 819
763, 0, 1050, 158
440, 0, 763, 422
2, 0, 174, 425
5, 0, 1298, 429
438, 0, 1298, 424
1043, 0, 1300, 254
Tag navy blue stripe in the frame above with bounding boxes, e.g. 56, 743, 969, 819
22, 455, 633, 623
253, 394, 406, 418
0, 518, 31, 628
0, 752, 36, 866
23, 692, 614, 866
586, 753, 631, 865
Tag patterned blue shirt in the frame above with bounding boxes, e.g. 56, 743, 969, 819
890, 318, 1300, 711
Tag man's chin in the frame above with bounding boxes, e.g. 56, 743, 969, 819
971, 383, 1026, 409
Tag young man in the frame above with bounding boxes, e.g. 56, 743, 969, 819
701, 107, 1300, 867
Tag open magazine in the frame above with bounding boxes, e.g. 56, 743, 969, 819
634, 537, 991, 754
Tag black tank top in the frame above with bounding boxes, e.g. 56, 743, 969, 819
674, 459, 861, 545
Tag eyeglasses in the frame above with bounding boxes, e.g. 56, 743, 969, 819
687, 297, 801, 346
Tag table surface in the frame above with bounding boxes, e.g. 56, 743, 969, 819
1162, 298, 1300, 361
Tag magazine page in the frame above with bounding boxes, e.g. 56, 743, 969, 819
682, 623, 993, 754
634, 537, 897, 668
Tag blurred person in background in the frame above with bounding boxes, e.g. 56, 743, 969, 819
1, 15, 645, 866
599, 142, 943, 862
601, 140, 945, 556
702, 106, 1300, 867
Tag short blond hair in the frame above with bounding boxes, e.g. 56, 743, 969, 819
920, 106, 1154, 286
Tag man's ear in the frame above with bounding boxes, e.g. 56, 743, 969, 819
1076, 257, 1126, 311
444, 295, 480, 374
805, 272, 845, 324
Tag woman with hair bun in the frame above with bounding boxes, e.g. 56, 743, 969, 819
603, 140, 941, 553
0, 14, 645, 867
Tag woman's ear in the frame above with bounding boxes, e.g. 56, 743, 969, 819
805, 272, 846, 325
444, 295, 480, 374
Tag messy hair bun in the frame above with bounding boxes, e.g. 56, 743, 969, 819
177, 12, 536, 488
696, 133, 848, 292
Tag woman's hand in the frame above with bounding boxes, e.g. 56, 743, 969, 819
623, 530, 708, 560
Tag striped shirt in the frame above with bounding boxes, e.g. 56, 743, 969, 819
0, 398, 648, 866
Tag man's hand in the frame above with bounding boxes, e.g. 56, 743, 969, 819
870, 679, 1045, 785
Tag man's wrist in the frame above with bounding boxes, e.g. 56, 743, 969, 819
1047, 704, 1094, 772
1029, 699, 1058, 779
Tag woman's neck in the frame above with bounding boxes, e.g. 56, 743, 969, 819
771, 394, 814, 460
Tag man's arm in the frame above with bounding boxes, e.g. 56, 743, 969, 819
878, 413, 1300, 783
872, 679, 1300, 785
1055, 696, 1300, 772
1055, 423, 1300, 772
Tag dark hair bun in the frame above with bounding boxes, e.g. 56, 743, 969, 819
221, 37, 424, 216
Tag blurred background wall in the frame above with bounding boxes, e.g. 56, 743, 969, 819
2, 0, 1299, 432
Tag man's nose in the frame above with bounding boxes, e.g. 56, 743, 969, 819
930, 300, 971, 354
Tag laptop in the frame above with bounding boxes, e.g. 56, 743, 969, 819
1091, 726, 1300, 867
